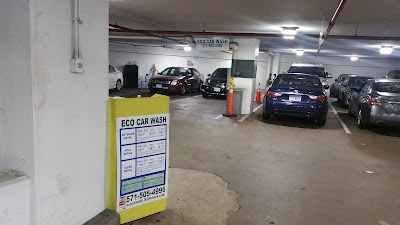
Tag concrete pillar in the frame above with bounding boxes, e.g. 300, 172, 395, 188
231, 38, 260, 115
266, 54, 273, 86
0, 0, 108, 224
271, 53, 281, 77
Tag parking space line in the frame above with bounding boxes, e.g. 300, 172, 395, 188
239, 115, 250, 122
253, 104, 263, 113
379, 221, 390, 225
328, 101, 352, 134
214, 115, 223, 120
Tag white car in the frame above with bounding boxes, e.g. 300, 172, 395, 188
109, 65, 124, 91
288, 63, 332, 88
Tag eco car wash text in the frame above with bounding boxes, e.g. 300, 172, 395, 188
116, 114, 169, 212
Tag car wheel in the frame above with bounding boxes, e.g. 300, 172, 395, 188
316, 118, 326, 126
116, 79, 122, 91
357, 109, 367, 129
202, 93, 209, 98
347, 103, 353, 116
179, 85, 187, 96
262, 113, 271, 120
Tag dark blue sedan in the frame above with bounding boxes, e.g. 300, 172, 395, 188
263, 73, 329, 126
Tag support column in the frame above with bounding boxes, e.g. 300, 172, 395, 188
231, 39, 260, 115
0, 0, 109, 224
271, 53, 281, 77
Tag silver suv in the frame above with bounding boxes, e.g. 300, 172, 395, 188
288, 63, 331, 88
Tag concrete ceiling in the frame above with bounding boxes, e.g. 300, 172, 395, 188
109, 0, 400, 58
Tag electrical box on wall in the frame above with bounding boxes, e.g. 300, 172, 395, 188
71, 58, 85, 73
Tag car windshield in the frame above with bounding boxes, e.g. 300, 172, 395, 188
211, 69, 227, 78
376, 82, 400, 94
160, 67, 190, 76
288, 66, 326, 78
348, 77, 371, 87
274, 74, 322, 89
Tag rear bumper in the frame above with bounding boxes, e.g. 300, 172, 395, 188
366, 106, 400, 126
263, 98, 328, 119
200, 84, 227, 96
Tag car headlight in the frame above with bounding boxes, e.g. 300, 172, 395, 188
170, 80, 178, 86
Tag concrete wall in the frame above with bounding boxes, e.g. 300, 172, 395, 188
109, 42, 269, 88
0, 0, 109, 224
279, 53, 400, 80
109, 42, 233, 77
0, 175, 30, 225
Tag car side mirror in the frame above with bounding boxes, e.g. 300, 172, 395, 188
267, 80, 272, 85
335, 79, 338, 82
158, 72, 161, 75
207, 74, 211, 77
323, 85, 330, 90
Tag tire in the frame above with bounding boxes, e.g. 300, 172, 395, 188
347, 103, 353, 116
202, 93, 209, 98
357, 109, 367, 129
179, 85, 187, 96
262, 113, 271, 120
316, 118, 327, 126
116, 80, 122, 91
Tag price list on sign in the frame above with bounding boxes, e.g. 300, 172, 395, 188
116, 114, 169, 212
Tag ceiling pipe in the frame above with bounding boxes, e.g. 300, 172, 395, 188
109, 24, 183, 44
110, 28, 400, 41
317, 0, 349, 55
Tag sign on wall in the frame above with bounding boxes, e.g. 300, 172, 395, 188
116, 114, 169, 212
195, 38, 230, 51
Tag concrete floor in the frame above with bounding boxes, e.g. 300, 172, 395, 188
118, 89, 400, 225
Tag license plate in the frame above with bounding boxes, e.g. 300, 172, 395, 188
289, 95, 302, 102
213, 87, 221, 92
394, 104, 400, 111
155, 84, 163, 89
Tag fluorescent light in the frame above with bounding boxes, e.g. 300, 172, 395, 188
296, 50, 304, 56
350, 56, 358, 61
283, 35, 295, 40
183, 46, 192, 51
380, 46, 393, 55
281, 28, 298, 36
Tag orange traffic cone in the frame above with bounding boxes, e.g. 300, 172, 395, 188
255, 83, 261, 104
223, 88, 237, 117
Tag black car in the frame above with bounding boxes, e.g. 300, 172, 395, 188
386, 70, 400, 79
148, 67, 204, 95
200, 68, 230, 98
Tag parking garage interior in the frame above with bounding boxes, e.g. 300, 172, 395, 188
1, 0, 400, 225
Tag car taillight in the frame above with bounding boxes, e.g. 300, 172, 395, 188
266, 90, 282, 98
368, 97, 382, 106
310, 95, 327, 102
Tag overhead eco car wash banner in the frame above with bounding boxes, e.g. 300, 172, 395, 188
107, 95, 169, 224
116, 114, 169, 211
195, 38, 230, 51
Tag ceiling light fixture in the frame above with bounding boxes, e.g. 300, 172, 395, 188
296, 50, 304, 56
380, 46, 393, 55
283, 35, 295, 40
281, 27, 298, 36
350, 56, 358, 61
183, 46, 192, 52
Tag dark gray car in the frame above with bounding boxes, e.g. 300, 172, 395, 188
338, 75, 374, 107
330, 74, 351, 98
348, 79, 400, 128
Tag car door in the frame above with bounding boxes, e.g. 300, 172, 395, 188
108, 65, 117, 89
357, 81, 373, 111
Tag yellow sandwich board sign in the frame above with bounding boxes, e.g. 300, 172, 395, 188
107, 95, 169, 224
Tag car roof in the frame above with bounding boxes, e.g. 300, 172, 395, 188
278, 73, 319, 77
290, 63, 324, 68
